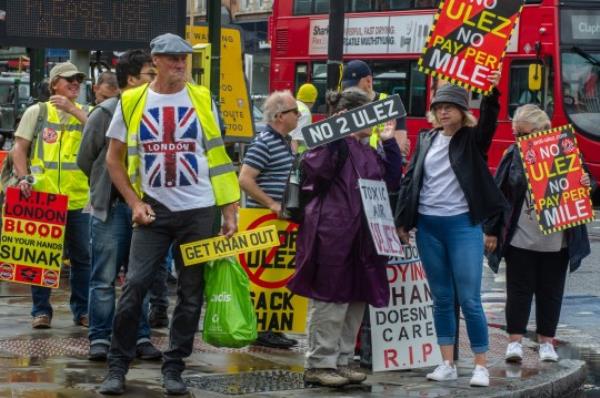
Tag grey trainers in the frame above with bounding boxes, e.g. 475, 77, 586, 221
88, 343, 109, 361
304, 368, 349, 387
337, 366, 367, 383
163, 370, 188, 395
98, 370, 125, 395
136, 341, 162, 360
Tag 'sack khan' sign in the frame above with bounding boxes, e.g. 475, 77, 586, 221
238, 209, 308, 333
418, 0, 523, 93
517, 125, 594, 234
0, 188, 68, 288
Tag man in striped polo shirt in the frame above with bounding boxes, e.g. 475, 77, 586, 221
239, 90, 299, 349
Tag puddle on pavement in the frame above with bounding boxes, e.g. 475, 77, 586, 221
558, 343, 600, 398
489, 365, 540, 379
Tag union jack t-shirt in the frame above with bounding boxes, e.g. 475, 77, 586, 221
107, 88, 217, 211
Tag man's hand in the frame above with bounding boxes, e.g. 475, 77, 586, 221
17, 178, 32, 198
49, 95, 77, 114
581, 173, 591, 187
397, 227, 410, 244
487, 69, 502, 87
220, 203, 238, 238
484, 234, 498, 253
131, 200, 155, 226
269, 201, 282, 217
379, 120, 396, 141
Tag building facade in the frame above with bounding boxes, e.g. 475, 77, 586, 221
188, 0, 272, 97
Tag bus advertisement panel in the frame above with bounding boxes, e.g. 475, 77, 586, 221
270, 0, 600, 187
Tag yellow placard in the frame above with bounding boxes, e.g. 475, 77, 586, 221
185, 25, 255, 142
238, 209, 308, 333
251, 287, 308, 333
181, 225, 279, 266
1, 215, 65, 271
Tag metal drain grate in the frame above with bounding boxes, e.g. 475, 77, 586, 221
185, 370, 311, 395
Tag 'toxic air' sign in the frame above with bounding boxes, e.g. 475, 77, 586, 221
301, 94, 406, 149
0, 0, 186, 50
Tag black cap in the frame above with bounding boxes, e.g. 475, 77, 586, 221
430, 84, 469, 111
342, 60, 372, 89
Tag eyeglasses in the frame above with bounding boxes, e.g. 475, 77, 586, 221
140, 72, 157, 80
280, 107, 299, 116
514, 130, 535, 137
62, 75, 83, 83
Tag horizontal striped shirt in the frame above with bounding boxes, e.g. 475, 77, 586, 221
243, 125, 293, 208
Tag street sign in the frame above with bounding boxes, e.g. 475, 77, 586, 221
301, 94, 406, 148
186, 25, 255, 142
0, 0, 186, 50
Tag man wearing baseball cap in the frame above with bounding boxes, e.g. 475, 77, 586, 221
290, 83, 318, 154
11, 61, 91, 330
341, 60, 410, 160
99, 33, 239, 395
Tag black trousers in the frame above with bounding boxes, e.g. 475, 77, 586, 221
108, 196, 217, 373
505, 245, 569, 337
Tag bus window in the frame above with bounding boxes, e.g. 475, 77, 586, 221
561, 50, 600, 139
295, 63, 309, 91
371, 61, 425, 116
311, 62, 329, 113
350, 0, 374, 12
409, 61, 426, 116
509, 60, 553, 118
314, 0, 329, 13
293, 0, 312, 14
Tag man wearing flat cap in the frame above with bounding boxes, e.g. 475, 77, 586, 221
100, 33, 240, 395
11, 61, 92, 330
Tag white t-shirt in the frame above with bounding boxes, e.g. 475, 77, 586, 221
106, 87, 217, 211
290, 100, 311, 142
418, 133, 469, 216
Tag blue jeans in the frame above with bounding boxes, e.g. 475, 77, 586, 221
31, 209, 91, 321
416, 213, 488, 354
88, 201, 151, 346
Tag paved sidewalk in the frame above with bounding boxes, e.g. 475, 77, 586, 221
0, 279, 586, 397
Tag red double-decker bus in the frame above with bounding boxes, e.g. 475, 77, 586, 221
269, 0, 600, 184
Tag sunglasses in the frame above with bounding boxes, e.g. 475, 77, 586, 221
280, 107, 299, 116
140, 72, 157, 79
62, 75, 84, 83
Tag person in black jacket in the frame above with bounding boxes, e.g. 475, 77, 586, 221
395, 73, 505, 388
483, 104, 594, 364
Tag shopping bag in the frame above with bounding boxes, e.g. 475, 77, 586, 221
203, 257, 257, 348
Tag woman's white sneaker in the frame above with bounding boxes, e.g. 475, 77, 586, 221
505, 341, 523, 363
426, 360, 457, 381
539, 342, 559, 362
470, 365, 490, 387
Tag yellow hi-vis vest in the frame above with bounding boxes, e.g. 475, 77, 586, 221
369, 92, 390, 149
30, 101, 90, 210
296, 100, 312, 154
121, 83, 240, 206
